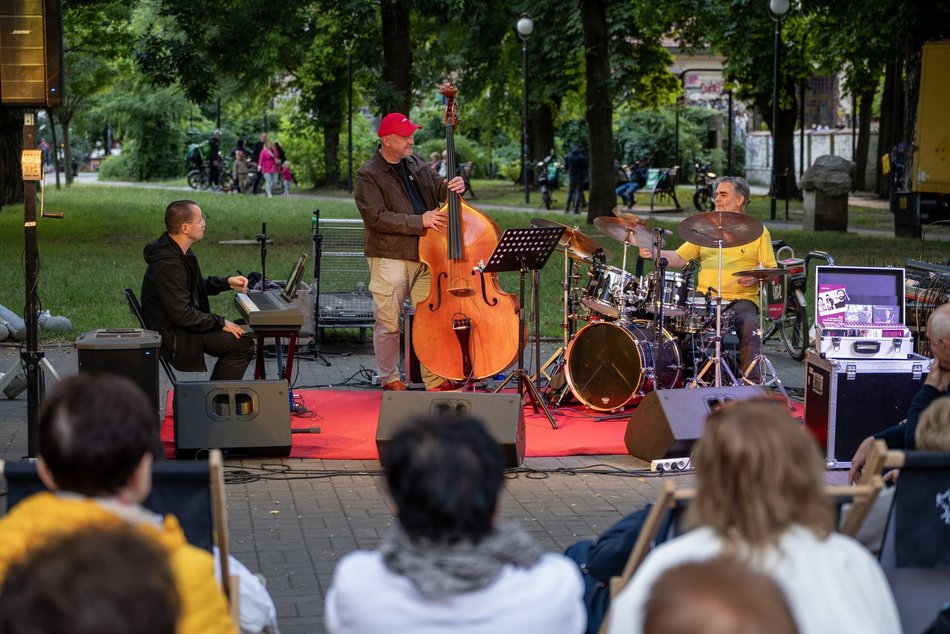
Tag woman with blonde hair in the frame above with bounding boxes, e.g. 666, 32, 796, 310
607, 399, 899, 634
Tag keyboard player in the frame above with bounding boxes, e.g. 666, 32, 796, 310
141, 200, 255, 380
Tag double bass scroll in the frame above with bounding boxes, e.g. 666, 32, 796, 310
412, 83, 521, 383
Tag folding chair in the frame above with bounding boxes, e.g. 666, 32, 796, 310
1, 449, 237, 621
123, 287, 178, 385
871, 447, 950, 633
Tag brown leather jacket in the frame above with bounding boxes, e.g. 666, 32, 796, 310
354, 151, 448, 261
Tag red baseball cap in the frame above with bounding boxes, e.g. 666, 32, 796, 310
377, 113, 422, 137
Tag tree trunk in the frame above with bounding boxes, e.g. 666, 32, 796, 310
580, 0, 614, 223
854, 84, 875, 191
776, 103, 799, 199
528, 102, 555, 168
900, 34, 923, 192
876, 59, 903, 198
379, 0, 412, 115
0, 108, 24, 208
61, 114, 74, 186
323, 119, 341, 186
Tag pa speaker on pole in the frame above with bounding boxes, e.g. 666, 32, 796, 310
0, 0, 65, 107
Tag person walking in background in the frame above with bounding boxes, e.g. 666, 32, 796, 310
207, 129, 222, 191
232, 149, 250, 194
325, 414, 586, 633
429, 151, 442, 173
280, 161, 293, 197
565, 145, 588, 214
258, 141, 278, 198
251, 132, 267, 194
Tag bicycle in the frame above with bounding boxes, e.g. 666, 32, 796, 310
692, 160, 716, 212
186, 162, 234, 192
762, 242, 835, 360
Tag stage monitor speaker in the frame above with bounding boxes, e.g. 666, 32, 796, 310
173, 380, 291, 459
376, 392, 525, 468
0, 0, 65, 107
625, 386, 766, 461
76, 329, 161, 419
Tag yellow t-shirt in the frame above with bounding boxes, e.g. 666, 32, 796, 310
675, 226, 776, 304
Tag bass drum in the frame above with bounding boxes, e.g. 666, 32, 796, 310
564, 320, 682, 411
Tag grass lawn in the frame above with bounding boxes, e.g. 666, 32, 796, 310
0, 180, 946, 344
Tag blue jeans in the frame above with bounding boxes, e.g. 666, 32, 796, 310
615, 182, 642, 206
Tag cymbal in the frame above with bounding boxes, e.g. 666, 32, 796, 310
733, 267, 789, 280
611, 206, 647, 224
531, 218, 606, 262
593, 216, 659, 249
677, 212, 764, 248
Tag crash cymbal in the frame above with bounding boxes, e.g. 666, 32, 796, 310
733, 267, 789, 280
531, 218, 606, 262
610, 206, 647, 224
593, 216, 659, 249
677, 212, 764, 248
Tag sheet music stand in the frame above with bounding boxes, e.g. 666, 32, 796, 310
485, 225, 565, 429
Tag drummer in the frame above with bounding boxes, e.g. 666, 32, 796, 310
639, 176, 776, 380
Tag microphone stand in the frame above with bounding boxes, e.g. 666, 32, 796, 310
256, 222, 268, 289
306, 210, 331, 366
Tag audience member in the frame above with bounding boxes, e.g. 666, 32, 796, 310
324, 415, 586, 633
606, 399, 900, 634
141, 200, 254, 380
251, 132, 267, 194
850, 303, 950, 484
0, 525, 180, 634
642, 555, 798, 634
429, 151, 442, 173
0, 374, 237, 634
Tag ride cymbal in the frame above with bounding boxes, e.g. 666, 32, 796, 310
677, 212, 764, 248
531, 218, 606, 262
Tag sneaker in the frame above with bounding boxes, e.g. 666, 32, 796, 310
382, 379, 407, 391
428, 380, 461, 392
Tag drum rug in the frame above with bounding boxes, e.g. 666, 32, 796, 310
160, 389, 803, 461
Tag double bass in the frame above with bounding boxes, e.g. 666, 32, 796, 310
413, 84, 521, 382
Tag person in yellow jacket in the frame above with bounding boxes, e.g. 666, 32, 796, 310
0, 374, 236, 634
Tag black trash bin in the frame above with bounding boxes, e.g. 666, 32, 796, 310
891, 190, 920, 239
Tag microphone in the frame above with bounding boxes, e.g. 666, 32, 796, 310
654, 227, 673, 235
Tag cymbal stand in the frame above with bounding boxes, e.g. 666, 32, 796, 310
647, 228, 666, 390
740, 278, 790, 400
688, 235, 738, 388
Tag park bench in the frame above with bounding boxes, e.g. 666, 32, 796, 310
458, 161, 476, 198
643, 166, 681, 211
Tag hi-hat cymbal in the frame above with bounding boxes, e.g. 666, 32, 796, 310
593, 216, 659, 248
733, 267, 789, 280
531, 218, 606, 262
677, 212, 764, 248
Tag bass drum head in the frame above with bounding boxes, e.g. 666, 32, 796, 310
564, 321, 682, 412
565, 322, 643, 411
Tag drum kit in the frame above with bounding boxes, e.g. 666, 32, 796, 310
533, 210, 789, 412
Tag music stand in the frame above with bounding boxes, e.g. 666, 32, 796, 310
485, 225, 565, 430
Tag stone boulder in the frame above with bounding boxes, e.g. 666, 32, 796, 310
801, 155, 855, 231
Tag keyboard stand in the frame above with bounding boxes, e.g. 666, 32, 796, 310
251, 329, 299, 384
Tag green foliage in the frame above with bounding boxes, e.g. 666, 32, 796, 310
614, 105, 714, 173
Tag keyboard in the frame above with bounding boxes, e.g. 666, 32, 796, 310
235, 291, 303, 331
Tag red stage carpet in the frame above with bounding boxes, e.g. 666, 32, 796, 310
161, 390, 804, 461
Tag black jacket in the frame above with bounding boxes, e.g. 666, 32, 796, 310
141, 233, 230, 371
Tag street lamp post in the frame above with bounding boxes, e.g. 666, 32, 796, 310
769, 0, 790, 220
517, 13, 534, 205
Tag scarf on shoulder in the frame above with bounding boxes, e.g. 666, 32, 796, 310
380, 521, 543, 599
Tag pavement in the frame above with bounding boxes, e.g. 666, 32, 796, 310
0, 326, 843, 633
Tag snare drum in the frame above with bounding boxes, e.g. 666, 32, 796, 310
564, 320, 682, 411
671, 296, 712, 333
581, 263, 639, 319
645, 271, 693, 317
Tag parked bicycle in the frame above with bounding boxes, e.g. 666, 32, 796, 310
187, 162, 234, 192
762, 242, 835, 360
693, 160, 717, 212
